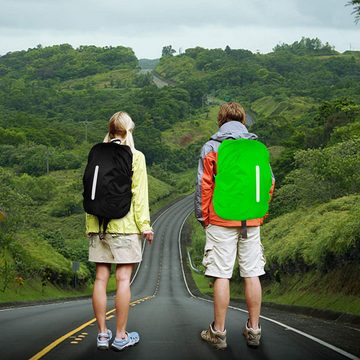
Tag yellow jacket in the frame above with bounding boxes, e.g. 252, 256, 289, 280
85, 149, 152, 234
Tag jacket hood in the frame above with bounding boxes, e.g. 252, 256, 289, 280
210, 121, 258, 142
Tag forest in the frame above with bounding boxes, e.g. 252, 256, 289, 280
0, 38, 359, 312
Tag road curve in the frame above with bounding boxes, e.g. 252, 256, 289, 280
0, 196, 358, 360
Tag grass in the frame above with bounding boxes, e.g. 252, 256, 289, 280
231, 269, 360, 315
59, 68, 138, 90
0, 164, 188, 304
251, 96, 314, 120
191, 267, 360, 316
262, 195, 360, 268
186, 195, 360, 316
161, 106, 219, 149
0, 275, 118, 304
148, 174, 174, 205
261, 270, 360, 315
0, 278, 92, 303
192, 271, 213, 297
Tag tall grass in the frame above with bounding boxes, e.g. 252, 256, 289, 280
186, 195, 360, 314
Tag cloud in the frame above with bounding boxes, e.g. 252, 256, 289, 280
0, 0, 356, 32
0, 0, 358, 57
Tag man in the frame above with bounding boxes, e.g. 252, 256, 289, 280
195, 102, 275, 349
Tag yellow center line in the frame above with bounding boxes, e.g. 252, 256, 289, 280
29, 296, 154, 360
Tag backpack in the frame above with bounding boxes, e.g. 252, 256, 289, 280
213, 138, 272, 236
83, 140, 133, 235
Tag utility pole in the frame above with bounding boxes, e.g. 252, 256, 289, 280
81, 120, 89, 142
46, 147, 49, 175
202, 94, 207, 108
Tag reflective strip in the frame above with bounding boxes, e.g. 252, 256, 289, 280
91, 165, 99, 200
256, 165, 260, 203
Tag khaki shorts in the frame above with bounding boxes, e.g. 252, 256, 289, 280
88, 233, 143, 264
202, 224, 266, 278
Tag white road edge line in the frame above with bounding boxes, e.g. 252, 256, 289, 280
178, 209, 359, 360
131, 203, 175, 285
0, 201, 176, 313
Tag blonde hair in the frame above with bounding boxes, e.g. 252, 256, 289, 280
217, 102, 246, 127
104, 111, 135, 150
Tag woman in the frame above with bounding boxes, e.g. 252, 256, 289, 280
86, 111, 154, 351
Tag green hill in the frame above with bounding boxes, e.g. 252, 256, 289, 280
161, 106, 219, 149
152, 39, 360, 315
1, 39, 359, 309
0, 165, 175, 303
251, 96, 314, 119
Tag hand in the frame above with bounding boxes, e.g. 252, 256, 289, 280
143, 230, 154, 245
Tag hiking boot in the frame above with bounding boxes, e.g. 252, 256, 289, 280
243, 320, 261, 348
97, 329, 112, 350
200, 322, 227, 350
111, 332, 140, 351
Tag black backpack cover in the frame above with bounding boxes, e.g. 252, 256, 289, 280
83, 141, 133, 234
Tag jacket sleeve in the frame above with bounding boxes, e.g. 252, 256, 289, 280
195, 145, 215, 227
269, 167, 275, 201
133, 152, 152, 233
262, 168, 275, 222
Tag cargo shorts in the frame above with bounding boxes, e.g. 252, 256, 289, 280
88, 233, 143, 264
202, 224, 266, 278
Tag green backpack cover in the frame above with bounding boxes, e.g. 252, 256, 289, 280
213, 138, 272, 221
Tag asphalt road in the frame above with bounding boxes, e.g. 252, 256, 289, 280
0, 196, 358, 360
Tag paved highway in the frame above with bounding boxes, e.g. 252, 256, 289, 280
0, 196, 358, 359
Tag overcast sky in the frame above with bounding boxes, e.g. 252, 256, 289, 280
0, 0, 358, 58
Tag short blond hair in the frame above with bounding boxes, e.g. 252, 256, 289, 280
217, 102, 246, 127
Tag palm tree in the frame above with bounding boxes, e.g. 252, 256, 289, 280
347, 0, 360, 23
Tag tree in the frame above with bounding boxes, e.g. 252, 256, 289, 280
162, 45, 176, 57
347, 0, 360, 23
273, 37, 336, 55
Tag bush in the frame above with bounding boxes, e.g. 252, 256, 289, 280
263, 195, 360, 274
50, 195, 83, 217
11, 174, 56, 204
272, 139, 360, 216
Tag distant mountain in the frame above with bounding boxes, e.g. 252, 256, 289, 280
139, 58, 160, 70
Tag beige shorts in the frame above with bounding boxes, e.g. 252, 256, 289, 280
88, 233, 143, 264
202, 224, 266, 278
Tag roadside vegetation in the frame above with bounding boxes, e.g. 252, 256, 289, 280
167, 38, 360, 315
0, 44, 202, 303
1, 39, 359, 310
187, 195, 360, 315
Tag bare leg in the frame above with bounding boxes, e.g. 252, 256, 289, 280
244, 276, 262, 329
115, 264, 134, 339
92, 263, 111, 333
213, 278, 230, 332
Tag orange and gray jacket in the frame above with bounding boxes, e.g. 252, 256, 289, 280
195, 121, 275, 228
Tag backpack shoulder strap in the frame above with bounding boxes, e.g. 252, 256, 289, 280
241, 220, 247, 239
98, 217, 110, 240
209, 136, 236, 143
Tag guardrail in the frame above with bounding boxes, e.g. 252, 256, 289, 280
187, 250, 202, 274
